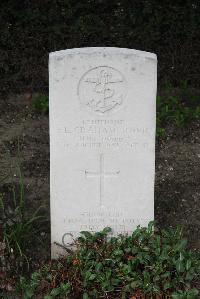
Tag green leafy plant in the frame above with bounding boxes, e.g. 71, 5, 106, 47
32, 94, 49, 114
156, 84, 200, 137
0, 164, 43, 270
18, 273, 42, 299
44, 282, 71, 299
18, 223, 200, 299
172, 288, 199, 299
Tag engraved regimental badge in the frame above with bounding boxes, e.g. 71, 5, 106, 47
78, 66, 126, 114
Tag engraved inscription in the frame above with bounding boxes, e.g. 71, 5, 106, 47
84, 154, 120, 207
63, 120, 154, 151
78, 66, 126, 114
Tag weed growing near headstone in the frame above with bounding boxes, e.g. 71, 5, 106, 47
156, 82, 200, 137
0, 165, 44, 293
18, 223, 200, 299
32, 94, 49, 114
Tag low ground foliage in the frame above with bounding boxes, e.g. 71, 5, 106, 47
1, 170, 200, 298
17, 224, 200, 299
32, 94, 49, 114
156, 83, 200, 137
0, 163, 44, 294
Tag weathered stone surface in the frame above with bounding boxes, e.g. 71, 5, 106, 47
49, 47, 157, 258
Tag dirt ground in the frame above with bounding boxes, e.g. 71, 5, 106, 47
0, 94, 200, 263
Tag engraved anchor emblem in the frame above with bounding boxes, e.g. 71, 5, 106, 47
78, 66, 126, 114
92, 70, 114, 97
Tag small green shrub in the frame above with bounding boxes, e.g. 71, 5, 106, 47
32, 94, 49, 114
156, 84, 200, 137
18, 223, 200, 299
172, 288, 199, 299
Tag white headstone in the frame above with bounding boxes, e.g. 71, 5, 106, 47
49, 47, 157, 258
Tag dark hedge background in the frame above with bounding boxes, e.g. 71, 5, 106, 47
0, 0, 199, 95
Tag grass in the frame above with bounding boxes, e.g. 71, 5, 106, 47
0, 161, 44, 295
0, 175, 42, 265
17, 223, 200, 299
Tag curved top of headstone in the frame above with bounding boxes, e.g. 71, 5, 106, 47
49, 47, 157, 61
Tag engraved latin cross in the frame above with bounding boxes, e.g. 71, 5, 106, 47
85, 153, 120, 207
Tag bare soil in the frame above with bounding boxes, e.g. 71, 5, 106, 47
0, 94, 200, 264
